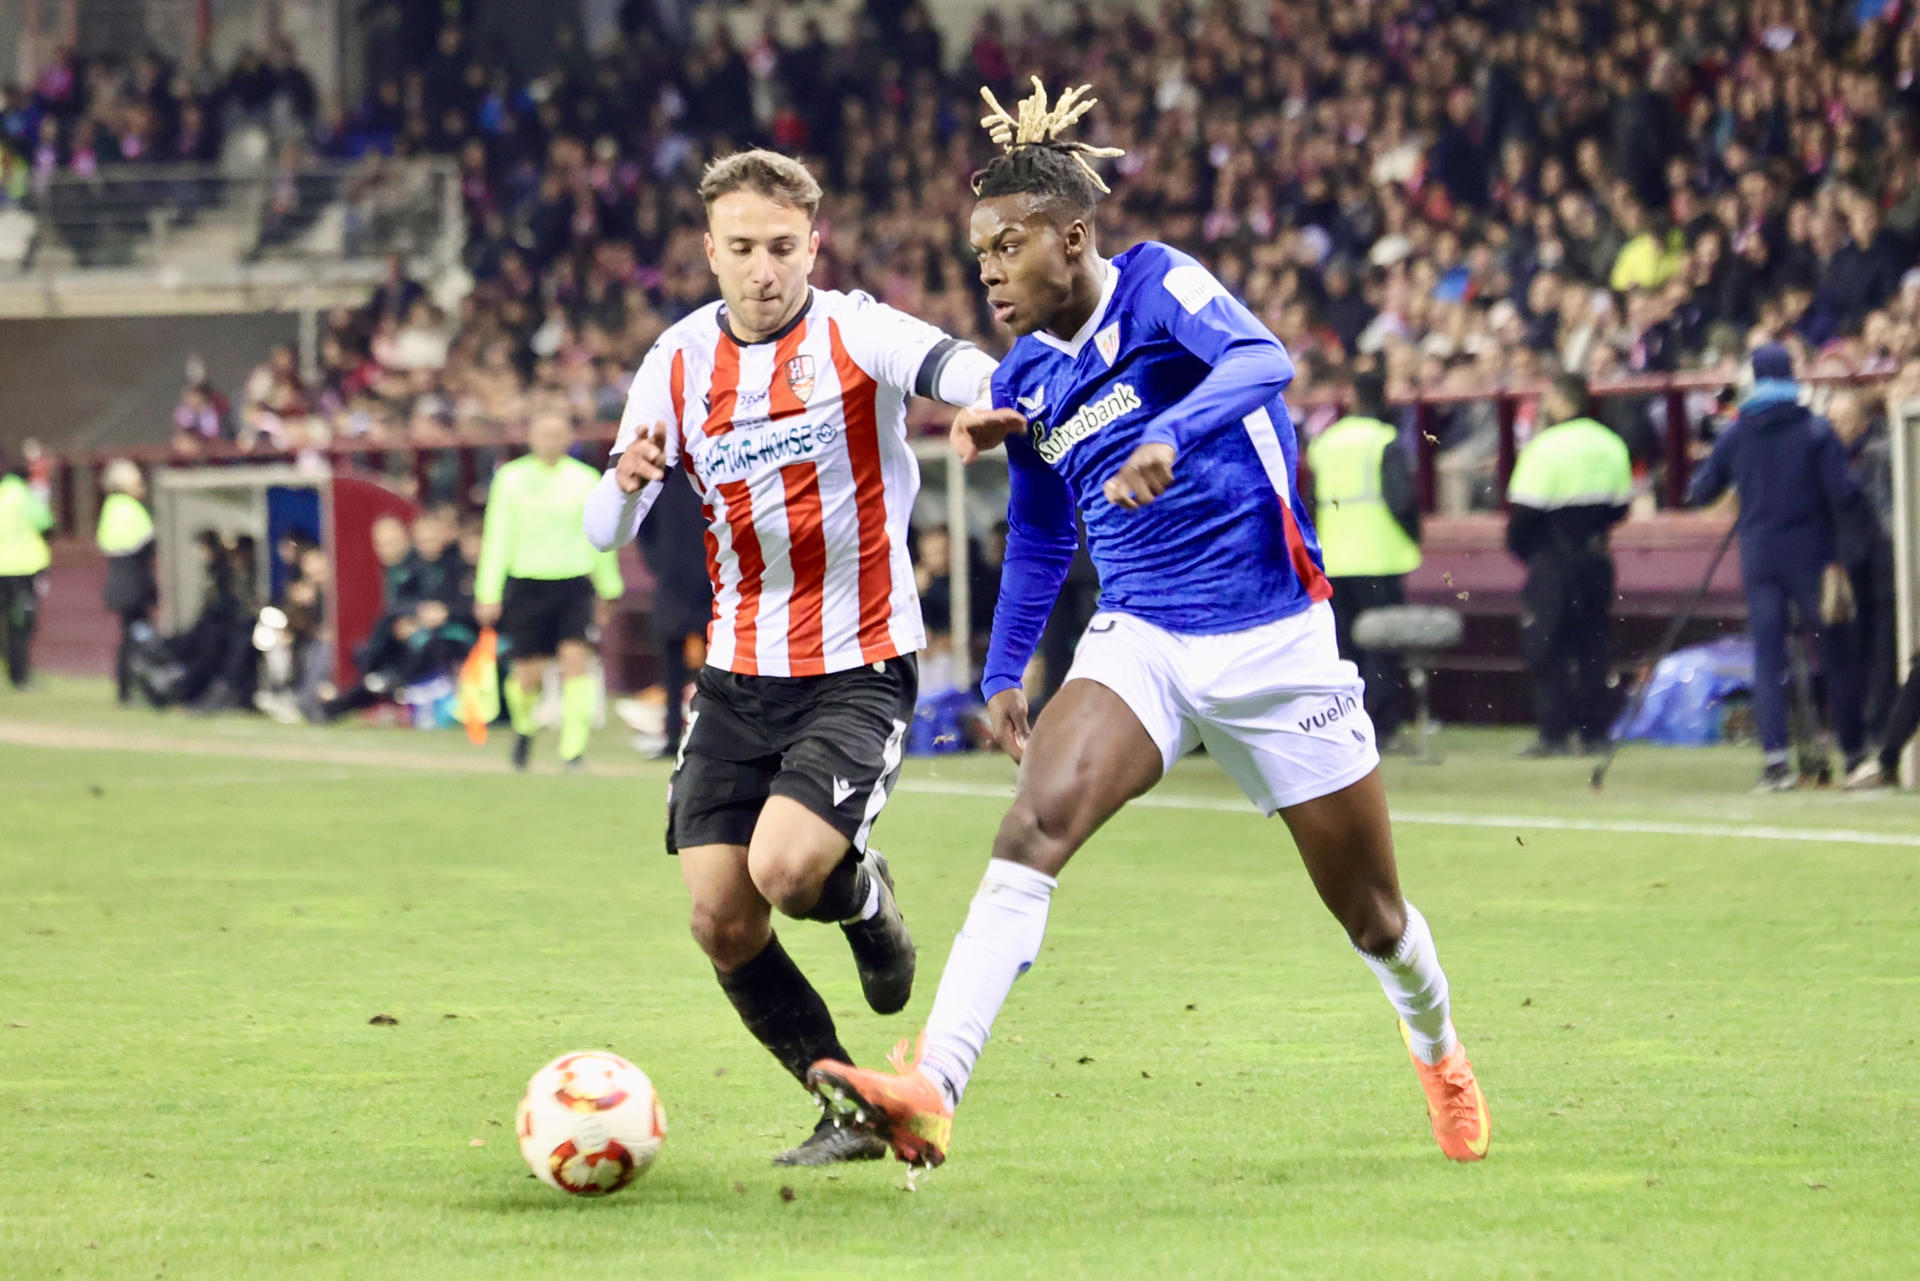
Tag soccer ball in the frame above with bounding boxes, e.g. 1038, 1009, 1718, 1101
516, 1051, 666, 1196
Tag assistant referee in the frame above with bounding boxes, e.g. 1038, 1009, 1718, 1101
475, 411, 626, 770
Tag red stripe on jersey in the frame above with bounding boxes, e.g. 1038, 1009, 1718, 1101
767, 321, 811, 421
670, 351, 700, 484
700, 502, 722, 642
701, 339, 741, 437
1279, 499, 1334, 604
717, 480, 764, 673
780, 463, 828, 676
828, 320, 896, 661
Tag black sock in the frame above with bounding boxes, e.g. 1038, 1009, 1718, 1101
714, 934, 850, 1083
798, 850, 870, 924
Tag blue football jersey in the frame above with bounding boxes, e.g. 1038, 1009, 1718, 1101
981, 241, 1330, 701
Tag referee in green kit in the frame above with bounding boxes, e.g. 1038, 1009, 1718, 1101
474, 411, 626, 770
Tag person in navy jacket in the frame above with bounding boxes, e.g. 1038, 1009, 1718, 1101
1686, 344, 1867, 790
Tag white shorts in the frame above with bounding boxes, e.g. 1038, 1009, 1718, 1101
1063, 602, 1378, 814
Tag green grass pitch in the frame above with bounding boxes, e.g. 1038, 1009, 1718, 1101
2, 678, 1916, 1279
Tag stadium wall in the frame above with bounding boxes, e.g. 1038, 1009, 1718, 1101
0, 313, 299, 455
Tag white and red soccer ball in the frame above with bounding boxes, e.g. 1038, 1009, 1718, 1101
516, 1051, 666, 1196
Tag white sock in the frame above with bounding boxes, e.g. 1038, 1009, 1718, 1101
1356, 902, 1458, 1066
916, 858, 1057, 1106
850, 873, 882, 924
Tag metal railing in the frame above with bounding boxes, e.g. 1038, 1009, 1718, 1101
40, 369, 1900, 539
1401, 369, 1893, 513
44, 428, 621, 541
4, 154, 461, 289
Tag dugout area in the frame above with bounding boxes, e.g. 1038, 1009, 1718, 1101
151, 464, 417, 688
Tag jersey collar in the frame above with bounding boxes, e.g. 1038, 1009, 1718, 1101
1032, 258, 1116, 359
717, 289, 813, 347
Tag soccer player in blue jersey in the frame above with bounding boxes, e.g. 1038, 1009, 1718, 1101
808, 80, 1489, 1168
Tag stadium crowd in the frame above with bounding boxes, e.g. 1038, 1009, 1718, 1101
0, 0, 1888, 509
10, 0, 1920, 776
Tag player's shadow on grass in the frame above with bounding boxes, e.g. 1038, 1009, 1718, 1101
478, 1162, 904, 1213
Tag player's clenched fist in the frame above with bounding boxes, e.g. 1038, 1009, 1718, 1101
1102, 441, 1177, 508
949, 405, 1029, 464
985, 686, 1033, 763
615, 422, 670, 493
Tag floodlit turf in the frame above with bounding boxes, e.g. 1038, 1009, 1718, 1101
2, 678, 1916, 1280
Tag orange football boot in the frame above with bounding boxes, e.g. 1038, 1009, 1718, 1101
1401, 1021, 1490, 1162
806, 1034, 954, 1168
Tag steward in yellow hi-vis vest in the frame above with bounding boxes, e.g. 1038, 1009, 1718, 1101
1308, 369, 1423, 742
0, 454, 53, 690
1505, 373, 1634, 758
97, 459, 158, 705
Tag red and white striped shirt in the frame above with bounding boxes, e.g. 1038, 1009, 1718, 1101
595, 289, 977, 678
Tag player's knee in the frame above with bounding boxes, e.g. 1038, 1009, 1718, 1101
1345, 896, 1407, 958
688, 903, 765, 969
749, 852, 826, 919
991, 793, 1075, 873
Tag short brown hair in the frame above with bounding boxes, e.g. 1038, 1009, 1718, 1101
699, 150, 822, 220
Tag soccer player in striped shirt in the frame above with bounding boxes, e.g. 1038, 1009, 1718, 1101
583, 150, 999, 1166
808, 81, 1489, 1169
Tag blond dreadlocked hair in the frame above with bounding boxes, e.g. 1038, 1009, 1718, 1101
972, 76, 1126, 214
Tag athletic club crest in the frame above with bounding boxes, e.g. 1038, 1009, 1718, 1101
785, 355, 816, 403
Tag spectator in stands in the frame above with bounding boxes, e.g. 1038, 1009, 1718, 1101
170, 381, 231, 450
44, 0, 1920, 541
96, 459, 157, 705
365, 252, 425, 326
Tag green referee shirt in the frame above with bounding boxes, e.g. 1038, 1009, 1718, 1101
475, 455, 625, 607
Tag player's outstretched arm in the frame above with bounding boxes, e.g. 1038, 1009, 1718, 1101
836, 296, 1000, 413
951, 405, 1029, 464
583, 428, 668, 552
980, 439, 1078, 760
1099, 255, 1295, 508
585, 341, 685, 551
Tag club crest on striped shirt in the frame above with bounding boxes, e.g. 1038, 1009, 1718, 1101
785, 355, 816, 403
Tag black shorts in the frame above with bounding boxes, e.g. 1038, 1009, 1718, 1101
667, 655, 918, 855
500, 576, 596, 659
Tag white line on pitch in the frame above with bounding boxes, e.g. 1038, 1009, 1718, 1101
0, 771, 357, 791
896, 779, 1920, 849
6, 720, 1917, 849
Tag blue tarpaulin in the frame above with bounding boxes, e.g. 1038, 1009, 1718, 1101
1610, 637, 1754, 746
